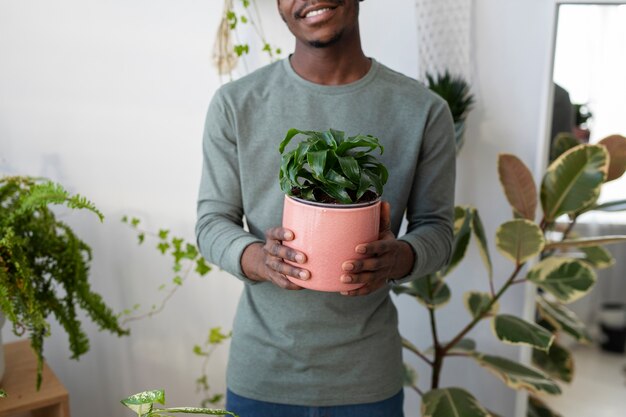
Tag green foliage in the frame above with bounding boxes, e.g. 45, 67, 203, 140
279, 128, 388, 204
0, 176, 127, 390
391, 142, 626, 415
121, 389, 239, 417
425, 71, 475, 123
422, 388, 490, 417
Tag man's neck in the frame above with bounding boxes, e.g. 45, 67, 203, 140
289, 35, 371, 86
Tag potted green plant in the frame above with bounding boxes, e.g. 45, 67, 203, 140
425, 70, 475, 154
279, 128, 388, 292
0, 176, 128, 389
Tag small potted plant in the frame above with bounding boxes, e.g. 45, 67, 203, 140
0, 176, 128, 388
279, 128, 388, 292
425, 70, 475, 154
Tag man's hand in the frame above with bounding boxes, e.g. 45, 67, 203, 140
241, 227, 310, 290
339, 202, 415, 296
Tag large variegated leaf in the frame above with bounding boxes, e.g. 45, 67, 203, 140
536, 296, 590, 342
403, 363, 418, 387
444, 206, 473, 276
579, 245, 615, 269
532, 341, 574, 383
496, 219, 545, 265
541, 144, 608, 222
421, 388, 490, 417
528, 395, 563, 417
472, 354, 561, 395
544, 235, 626, 250
598, 134, 626, 182
498, 153, 537, 220
464, 292, 499, 319
121, 390, 165, 415
492, 315, 554, 351
526, 258, 596, 304
470, 208, 493, 278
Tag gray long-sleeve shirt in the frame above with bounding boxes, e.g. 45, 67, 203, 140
196, 58, 455, 406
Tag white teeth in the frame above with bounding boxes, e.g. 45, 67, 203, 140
305, 8, 331, 18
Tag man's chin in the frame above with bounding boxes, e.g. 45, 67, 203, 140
307, 31, 343, 48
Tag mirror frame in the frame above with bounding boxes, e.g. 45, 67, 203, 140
521, 2, 626, 417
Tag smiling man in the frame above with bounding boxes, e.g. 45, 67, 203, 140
196, 1, 456, 416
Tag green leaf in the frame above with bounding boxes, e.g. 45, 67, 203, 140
131, 217, 141, 227
527, 395, 563, 417
492, 315, 554, 351
464, 292, 499, 319
589, 199, 626, 212
209, 327, 230, 344
544, 235, 626, 250
403, 363, 418, 387
157, 242, 170, 254
307, 150, 327, 180
196, 258, 212, 276
472, 354, 561, 395
532, 341, 574, 383
0, 389, 6, 398
579, 245, 615, 269
443, 206, 472, 276
422, 387, 490, 417
496, 219, 545, 265
550, 133, 580, 163
409, 275, 451, 309
470, 208, 492, 278
279, 128, 304, 153
121, 389, 165, 415
541, 144, 608, 222
498, 153, 538, 220
337, 155, 361, 183
158, 229, 169, 240
137, 233, 145, 244
526, 258, 596, 304
172, 276, 183, 286
193, 344, 208, 357
536, 295, 590, 342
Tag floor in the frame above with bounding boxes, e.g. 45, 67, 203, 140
542, 344, 626, 417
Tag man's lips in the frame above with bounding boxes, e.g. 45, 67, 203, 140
296, 1, 343, 19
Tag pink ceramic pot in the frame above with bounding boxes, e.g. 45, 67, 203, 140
282, 195, 381, 292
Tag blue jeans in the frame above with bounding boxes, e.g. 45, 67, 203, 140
225, 389, 404, 417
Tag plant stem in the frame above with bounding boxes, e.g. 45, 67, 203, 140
404, 343, 433, 366
411, 385, 424, 397
441, 263, 524, 354
426, 277, 443, 389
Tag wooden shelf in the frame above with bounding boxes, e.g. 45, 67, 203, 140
0, 340, 70, 417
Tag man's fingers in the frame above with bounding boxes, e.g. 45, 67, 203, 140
341, 257, 386, 275
265, 255, 310, 280
267, 269, 304, 290
265, 227, 295, 241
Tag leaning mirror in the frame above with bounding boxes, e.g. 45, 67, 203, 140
541, 2, 626, 417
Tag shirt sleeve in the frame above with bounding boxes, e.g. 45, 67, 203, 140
195, 89, 262, 285
395, 100, 456, 284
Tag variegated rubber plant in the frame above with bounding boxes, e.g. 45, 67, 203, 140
121, 389, 238, 417
394, 134, 626, 416
279, 128, 388, 204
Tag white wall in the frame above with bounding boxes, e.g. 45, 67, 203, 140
0, 1, 557, 416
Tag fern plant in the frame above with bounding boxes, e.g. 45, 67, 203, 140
0, 176, 128, 389
279, 128, 388, 204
